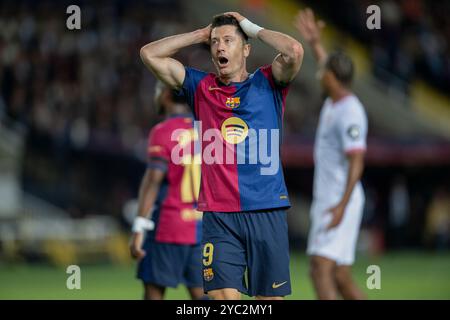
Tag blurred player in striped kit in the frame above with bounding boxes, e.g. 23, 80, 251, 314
129, 81, 205, 300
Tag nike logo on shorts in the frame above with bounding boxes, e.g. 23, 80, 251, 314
272, 281, 287, 289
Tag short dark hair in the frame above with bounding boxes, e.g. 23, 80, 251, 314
154, 81, 186, 114
325, 51, 354, 86
170, 89, 187, 105
211, 14, 248, 43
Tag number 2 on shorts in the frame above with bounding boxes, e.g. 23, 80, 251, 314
202, 243, 214, 266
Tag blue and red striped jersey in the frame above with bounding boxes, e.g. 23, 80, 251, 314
180, 65, 291, 212
147, 115, 202, 244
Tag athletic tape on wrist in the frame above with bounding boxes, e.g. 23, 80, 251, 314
132, 216, 155, 233
239, 18, 264, 38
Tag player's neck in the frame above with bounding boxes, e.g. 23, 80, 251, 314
219, 68, 249, 85
329, 87, 352, 103
168, 103, 189, 115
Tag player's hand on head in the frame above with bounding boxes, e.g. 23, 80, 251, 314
294, 8, 325, 44
129, 232, 146, 260
199, 24, 212, 44
223, 12, 245, 22
326, 202, 346, 230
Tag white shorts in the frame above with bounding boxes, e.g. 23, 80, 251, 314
306, 195, 364, 266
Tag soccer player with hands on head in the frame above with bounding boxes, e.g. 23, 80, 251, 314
129, 82, 205, 300
140, 11, 303, 300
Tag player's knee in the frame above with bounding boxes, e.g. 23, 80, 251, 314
310, 257, 333, 280
144, 283, 165, 300
189, 287, 208, 300
335, 267, 352, 287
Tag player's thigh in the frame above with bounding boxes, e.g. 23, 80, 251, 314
143, 283, 165, 300
255, 295, 284, 300
306, 202, 345, 262
246, 210, 291, 297
336, 199, 364, 266
202, 212, 247, 295
208, 288, 241, 300
187, 286, 207, 300
307, 202, 332, 250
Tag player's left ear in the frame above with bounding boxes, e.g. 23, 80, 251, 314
243, 43, 251, 58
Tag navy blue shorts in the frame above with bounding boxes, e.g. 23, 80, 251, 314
202, 210, 291, 297
137, 236, 203, 288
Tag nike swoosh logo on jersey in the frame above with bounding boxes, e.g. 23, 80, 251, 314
208, 86, 222, 91
272, 281, 287, 289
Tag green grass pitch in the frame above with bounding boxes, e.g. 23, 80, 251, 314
1, 251, 449, 299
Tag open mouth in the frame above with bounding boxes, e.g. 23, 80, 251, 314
218, 57, 229, 67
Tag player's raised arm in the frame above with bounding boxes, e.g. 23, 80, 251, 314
223, 12, 303, 85
140, 25, 211, 89
294, 8, 327, 66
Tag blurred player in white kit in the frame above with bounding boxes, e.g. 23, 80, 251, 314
295, 8, 368, 300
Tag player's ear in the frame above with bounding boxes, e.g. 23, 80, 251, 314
324, 69, 339, 90
243, 43, 251, 58
160, 88, 171, 105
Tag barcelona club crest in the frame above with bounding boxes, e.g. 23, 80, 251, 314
203, 268, 214, 281
225, 97, 240, 109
